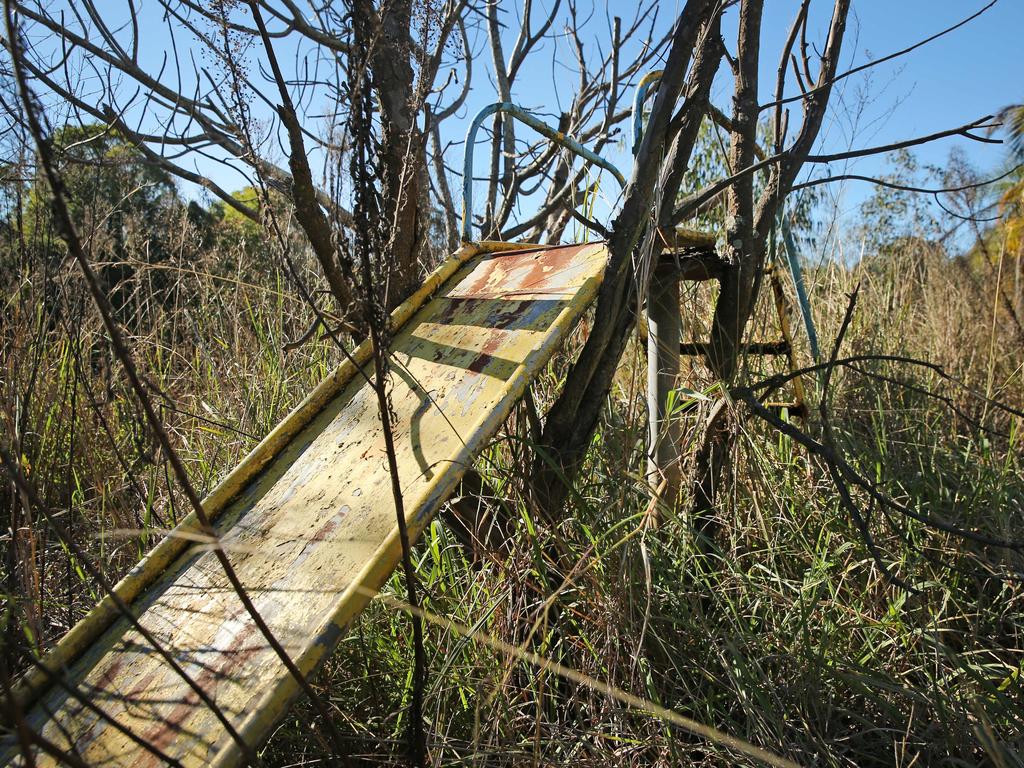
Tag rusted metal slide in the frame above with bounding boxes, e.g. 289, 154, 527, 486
4, 240, 608, 767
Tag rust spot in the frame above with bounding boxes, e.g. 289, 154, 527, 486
466, 350, 497, 375
451, 243, 594, 298
466, 324, 509, 375
140, 621, 261, 759
94, 657, 126, 693
307, 508, 347, 547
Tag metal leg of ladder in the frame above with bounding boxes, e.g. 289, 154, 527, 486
647, 265, 682, 523
767, 262, 808, 420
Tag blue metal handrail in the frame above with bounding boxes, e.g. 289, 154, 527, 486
461, 102, 626, 242
631, 70, 664, 156
779, 216, 821, 364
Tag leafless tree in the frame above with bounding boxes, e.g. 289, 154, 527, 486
528, 0, 1004, 527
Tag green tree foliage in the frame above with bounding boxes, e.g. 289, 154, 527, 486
997, 167, 1024, 256
207, 186, 263, 247
18, 124, 178, 318
994, 99, 1024, 258
26, 124, 176, 259
1000, 102, 1024, 161
681, 118, 820, 243
11, 125, 293, 321
855, 149, 939, 257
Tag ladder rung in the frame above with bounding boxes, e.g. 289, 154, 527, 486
764, 402, 807, 418
656, 226, 716, 250
679, 340, 790, 356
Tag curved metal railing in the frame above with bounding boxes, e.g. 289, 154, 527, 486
631, 69, 664, 156
461, 102, 625, 242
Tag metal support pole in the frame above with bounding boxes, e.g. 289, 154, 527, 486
633, 71, 683, 519
779, 217, 821, 364
634, 71, 683, 517
646, 264, 682, 522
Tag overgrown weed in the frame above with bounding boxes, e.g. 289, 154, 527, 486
2, 208, 1022, 765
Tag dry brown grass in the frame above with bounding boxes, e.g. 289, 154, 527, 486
2, 211, 1022, 765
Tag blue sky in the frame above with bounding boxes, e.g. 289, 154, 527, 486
76, 0, 1022, 245
764, 0, 1022, 228
821, 0, 1019, 169
450, 0, 1022, 242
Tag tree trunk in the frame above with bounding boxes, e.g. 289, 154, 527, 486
707, 0, 763, 383
689, 0, 849, 537
529, 1, 716, 519
367, 0, 424, 308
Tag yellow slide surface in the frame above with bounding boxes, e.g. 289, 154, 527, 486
5, 242, 607, 767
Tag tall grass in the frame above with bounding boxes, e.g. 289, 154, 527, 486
2, 202, 1022, 766
266, 237, 1022, 766
0, 206, 337, 662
